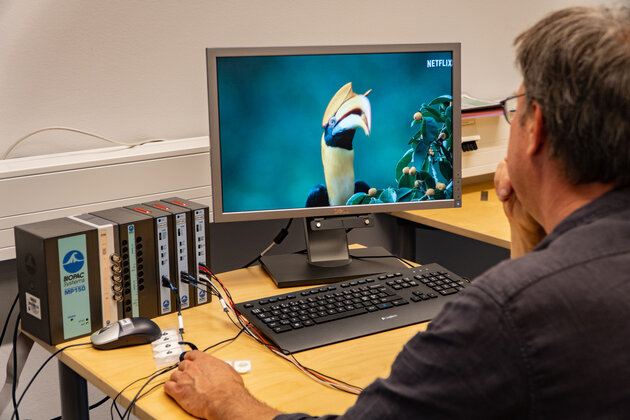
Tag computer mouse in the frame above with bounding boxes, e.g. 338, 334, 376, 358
90, 317, 162, 350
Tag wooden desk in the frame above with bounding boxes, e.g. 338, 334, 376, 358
48, 265, 425, 419
391, 180, 511, 249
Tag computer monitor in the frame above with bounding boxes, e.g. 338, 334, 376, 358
206, 43, 462, 287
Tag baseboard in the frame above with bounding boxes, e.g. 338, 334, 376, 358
0, 137, 211, 260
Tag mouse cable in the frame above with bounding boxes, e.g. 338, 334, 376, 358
49, 395, 110, 420
1, 127, 168, 160
242, 218, 293, 268
1, 293, 19, 346
11, 338, 91, 420
196, 268, 363, 395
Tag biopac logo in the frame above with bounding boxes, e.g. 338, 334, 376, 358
62, 250, 85, 273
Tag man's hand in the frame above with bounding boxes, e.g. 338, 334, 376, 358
495, 159, 546, 258
164, 350, 281, 420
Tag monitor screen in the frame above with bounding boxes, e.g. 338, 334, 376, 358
207, 43, 461, 223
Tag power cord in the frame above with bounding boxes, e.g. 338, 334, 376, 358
11, 314, 20, 420
242, 218, 293, 268
1, 127, 168, 160
49, 395, 110, 420
10, 329, 91, 420
0, 294, 19, 346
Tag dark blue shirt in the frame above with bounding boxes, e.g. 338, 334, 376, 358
276, 186, 630, 419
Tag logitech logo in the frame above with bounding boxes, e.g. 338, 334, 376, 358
381, 314, 398, 321
62, 250, 85, 273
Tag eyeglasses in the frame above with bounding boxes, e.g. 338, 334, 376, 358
499, 93, 526, 125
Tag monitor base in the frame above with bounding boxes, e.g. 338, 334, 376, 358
260, 246, 407, 288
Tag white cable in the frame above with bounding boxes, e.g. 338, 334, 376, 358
259, 242, 275, 258
1, 127, 168, 159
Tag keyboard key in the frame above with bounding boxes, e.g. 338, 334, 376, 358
312, 307, 367, 324
439, 288, 458, 295
273, 325, 292, 333
393, 299, 409, 306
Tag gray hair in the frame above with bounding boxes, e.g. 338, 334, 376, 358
515, 6, 630, 186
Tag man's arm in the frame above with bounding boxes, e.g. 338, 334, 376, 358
494, 159, 546, 258
164, 350, 282, 420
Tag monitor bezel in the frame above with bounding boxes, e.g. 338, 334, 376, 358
207, 43, 462, 223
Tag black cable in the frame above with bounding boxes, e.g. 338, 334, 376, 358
202, 327, 245, 352
49, 395, 110, 420
121, 366, 176, 420
288, 352, 363, 394
242, 218, 293, 268
117, 329, 245, 419
110, 364, 176, 419
11, 313, 20, 420
349, 253, 416, 268
1, 293, 19, 346
12, 340, 91, 420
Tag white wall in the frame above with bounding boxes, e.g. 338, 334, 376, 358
0, 0, 613, 159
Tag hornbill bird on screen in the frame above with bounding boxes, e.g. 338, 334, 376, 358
306, 82, 372, 207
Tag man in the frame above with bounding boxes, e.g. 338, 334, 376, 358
165, 6, 630, 419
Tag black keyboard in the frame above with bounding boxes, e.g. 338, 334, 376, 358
235, 263, 467, 353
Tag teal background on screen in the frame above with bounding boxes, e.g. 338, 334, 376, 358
216, 51, 452, 213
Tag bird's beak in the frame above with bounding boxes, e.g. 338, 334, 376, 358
333, 93, 371, 137
322, 82, 372, 137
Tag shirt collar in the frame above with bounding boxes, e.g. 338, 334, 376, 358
534, 185, 630, 251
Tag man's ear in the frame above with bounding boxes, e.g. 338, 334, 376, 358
526, 102, 546, 156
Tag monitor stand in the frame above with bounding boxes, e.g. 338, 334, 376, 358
260, 215, 407, 288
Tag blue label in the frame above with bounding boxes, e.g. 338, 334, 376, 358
58, 235, 91, 339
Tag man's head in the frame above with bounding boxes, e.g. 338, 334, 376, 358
514, 6, 630, 187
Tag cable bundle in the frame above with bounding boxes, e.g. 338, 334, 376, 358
193, 263, 363, 395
